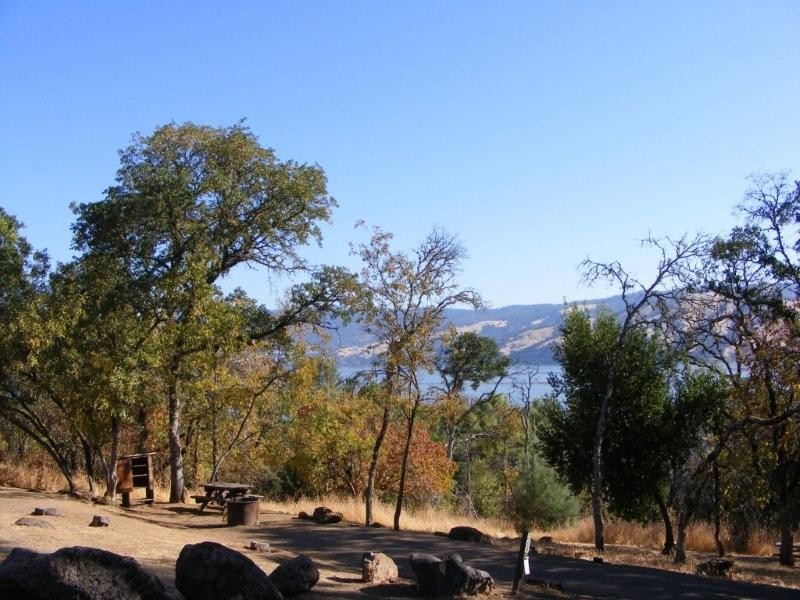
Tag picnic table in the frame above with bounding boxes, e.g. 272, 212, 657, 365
773, 542, 800, 557
192, 482, 252, 512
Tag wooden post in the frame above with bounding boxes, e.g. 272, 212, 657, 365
512, 529, 531, 594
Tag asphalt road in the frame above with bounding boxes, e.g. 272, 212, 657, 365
252, 518, 799, 600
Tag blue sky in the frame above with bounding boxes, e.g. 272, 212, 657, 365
1, 1, 798, 308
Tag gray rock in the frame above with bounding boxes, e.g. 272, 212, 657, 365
90, 515, 109, 527
0, 545, 169, 599
32, 507, 60, 516
249, 540, 271, 552
448, 526, 493, 545
270, 554, 319, 595
176, 541, 283, 600
409, 553, 493, 597
696, 558, 734, 577
14, 517, 54, 529
362, 552, 398, 583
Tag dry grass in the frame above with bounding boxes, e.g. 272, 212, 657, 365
0, 458, 781, 557
259, 495, 520, 539
538, 516, 778, 557
0, 460, 68, 494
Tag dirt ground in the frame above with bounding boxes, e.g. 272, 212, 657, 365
0, 486, 586, 599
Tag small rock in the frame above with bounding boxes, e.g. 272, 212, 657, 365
447, 526, 493, 545
270, 554, 319, 595
370, 522, 385, 528
298, 511, 312, 520
90, 515, 109, 527
249, 541, 271, 552
32, 507, 60, 516
524, 577, 565, 592
593, 556, 604, 563
538, 535, 553, 543
362, 552, 398, 583
14, 517, 54, 529
696, 558, 734, 577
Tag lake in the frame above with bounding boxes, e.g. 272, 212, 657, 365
336, 364, 560, 402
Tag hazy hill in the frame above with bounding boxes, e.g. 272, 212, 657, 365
321, 293, 633, 367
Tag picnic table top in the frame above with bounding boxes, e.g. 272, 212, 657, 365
202, 481, 251, 492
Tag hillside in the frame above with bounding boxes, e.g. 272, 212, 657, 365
320, 293, 632, 368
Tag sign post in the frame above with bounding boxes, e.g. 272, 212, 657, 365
511, 529, 532, 594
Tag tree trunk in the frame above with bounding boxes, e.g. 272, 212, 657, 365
712, 461, 724, 557
104, 417, 120, 502
655, 491, 674, 555
365, 403, 390, 526
778, 505, 795, 567
81, 439, 96, 495
393, 397, 420, 531
590, 370, 614, 552
210, 409, 219, 481
445, 426, 457, 461
136, 405, 149, 454
674, 502, 693, 564
167, 369, 185, 503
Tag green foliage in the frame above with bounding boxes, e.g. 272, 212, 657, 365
512, 456, 580, 531
540, 307, 675, 522
437, 332, 509, 392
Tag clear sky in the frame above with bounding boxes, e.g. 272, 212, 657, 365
1, 1, 798, 308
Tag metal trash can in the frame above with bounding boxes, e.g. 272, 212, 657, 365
226, 496, 261, 526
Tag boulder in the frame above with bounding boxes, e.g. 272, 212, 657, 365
90, 515, 109, 527
0, 545, 169, 599
32, 507, 60, 516
270, 554, 319, 595
311, 506, 343, 524
176, 541, 283, 600
15, 517, 54, 528
361, 552, 398, 583
408, 553, 493, 597
696, 558, 734, 577
448, 526, 493, 545
538, 535, 553, 544
298, 511, 312, 520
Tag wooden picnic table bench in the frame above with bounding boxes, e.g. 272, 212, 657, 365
773, 542, 800, 556
192, 482, 252, 512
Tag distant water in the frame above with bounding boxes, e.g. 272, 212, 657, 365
336, 364, 560, 402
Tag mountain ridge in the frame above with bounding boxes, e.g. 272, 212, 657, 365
319, 293, 633, 367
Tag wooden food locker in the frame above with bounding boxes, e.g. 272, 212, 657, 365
116, 452, 156, 507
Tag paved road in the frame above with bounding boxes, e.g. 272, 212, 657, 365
252, 518, 799, 600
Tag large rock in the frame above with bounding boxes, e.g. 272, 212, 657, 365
0, 546, 169, 599
176, 541, 283, 600
311, 506, 343, 524
270, 554, 319, 595
448, 526, 493, 545
409, 553, 493, 597
362, 552, 398, 583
